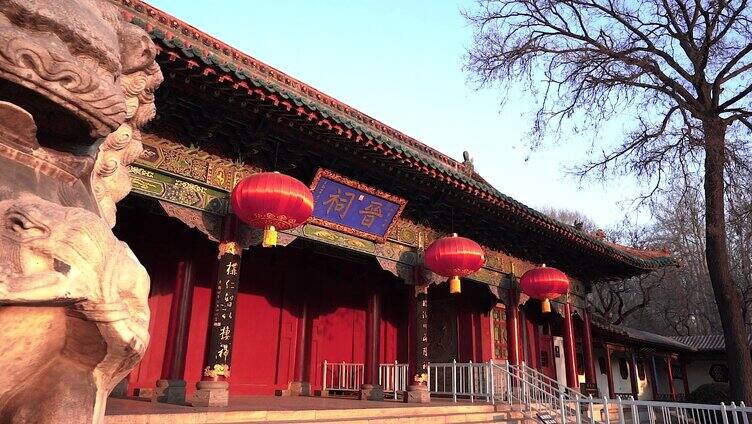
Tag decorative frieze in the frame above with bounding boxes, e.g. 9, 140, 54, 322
130, 133, 570, 289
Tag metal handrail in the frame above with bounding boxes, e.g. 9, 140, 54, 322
427, 360, 494, 403
379, 361, 408, 400
492, 361, 580, 419
321, 360, 363, 393
509, 362, 582, 402
424, 360, 752, 424
574, 395, 752, 424
516, 361, 582, 401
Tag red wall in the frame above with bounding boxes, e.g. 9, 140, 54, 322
114, 205, 217, 394
118, 203, 409, 396
119, 205, 496, 396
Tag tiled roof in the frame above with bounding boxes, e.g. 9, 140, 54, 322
671, 334, 752, 352
592, 319, 695, 351
114, 0, 680, 278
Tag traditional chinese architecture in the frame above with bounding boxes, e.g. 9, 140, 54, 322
589, 321, 694, 401
105, 0, 682, 411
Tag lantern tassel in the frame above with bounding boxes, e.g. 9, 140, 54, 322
542, 298, 551, 313
449, 276, 461, 294
262, 225, 278, 247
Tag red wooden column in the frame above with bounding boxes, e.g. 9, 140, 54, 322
361, 287, 382, 401
666, 356, 677, 401
605, 345, 615, 398
506, 288, 521, 366
286, 299, 310, 396
524, 313, 539, 369
405, 267, 430, 403
192, 215, 241, 407
156, 260, 195, 404
681, 359, 690, 397
581, 309, 598, 393
562, 302, 579, 389
649, 356, 660, 400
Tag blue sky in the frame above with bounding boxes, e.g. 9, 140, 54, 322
148, 0, 647, 228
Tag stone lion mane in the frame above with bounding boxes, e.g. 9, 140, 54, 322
0, 0, 162, 423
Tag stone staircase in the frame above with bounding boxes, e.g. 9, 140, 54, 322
105, 402, 537, 424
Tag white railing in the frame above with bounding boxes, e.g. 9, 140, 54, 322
572, 396, 752, 424
492, 360, 752, 424
493, 360, 582, 422
322, 361, 363, 393
379, 361, 408, 400
518, 361, 582, 401
427, 360, 494, 402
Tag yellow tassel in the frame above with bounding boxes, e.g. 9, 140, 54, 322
542, 298, 552, 313
262, 226, 277, 247
449, 276, 461, 294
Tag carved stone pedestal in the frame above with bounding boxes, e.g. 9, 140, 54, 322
359, 384, 384, 401
276, 381, 311, 397
192, 380, 229, 407
155, 379, 187, 405
404, 384, 430, 403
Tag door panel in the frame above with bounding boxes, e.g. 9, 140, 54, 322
538, 323, 556, 380
428, 298, 457, 363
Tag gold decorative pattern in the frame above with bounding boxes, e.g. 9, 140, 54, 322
130, 136, 546, 285
137, 132, 259, 190
203, 364, 230, 379
217, 241, 240, 258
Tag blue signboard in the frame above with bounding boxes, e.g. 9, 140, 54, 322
309, 169, 407, 243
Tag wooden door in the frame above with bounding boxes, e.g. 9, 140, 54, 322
428, 297, 457, 363
538, 322, 556, 380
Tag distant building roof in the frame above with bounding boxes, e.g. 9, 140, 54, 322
591, 319, 695, 352
670, 334, 752, 352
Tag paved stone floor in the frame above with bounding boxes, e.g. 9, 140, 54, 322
103, 395, 506, 423
106, 395, 463, 415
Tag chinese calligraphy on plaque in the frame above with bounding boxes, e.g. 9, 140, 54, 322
415, 285, 429, 380
206, 241, 241, 371
310, 168, 406, 242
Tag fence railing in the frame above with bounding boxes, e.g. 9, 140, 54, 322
427, 360, 494, 402
379, 361, 408, 400
322, 361, 364, 393
518, 361, 582, 401
321, 360, 408, 398
494, 360, 582, 421
574, 396, 752, 424
321, 359, 752, 424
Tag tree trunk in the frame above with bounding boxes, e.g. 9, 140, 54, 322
703, 118, 752, 403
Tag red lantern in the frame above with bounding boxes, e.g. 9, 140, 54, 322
520, 265, 569, 313
424, 233, 485, 294
231, 172, 314, 247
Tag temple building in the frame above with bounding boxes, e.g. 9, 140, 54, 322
110, 0, 685, 407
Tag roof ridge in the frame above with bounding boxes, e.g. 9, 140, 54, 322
117, 0, 679, 275
117, 0, 467, 173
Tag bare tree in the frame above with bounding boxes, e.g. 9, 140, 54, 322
540, 206, 599, 232
465, 1, 752, 401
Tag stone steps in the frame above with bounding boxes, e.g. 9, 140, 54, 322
105, 403, 531, 424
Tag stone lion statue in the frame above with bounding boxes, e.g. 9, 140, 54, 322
0, 0, 162, 422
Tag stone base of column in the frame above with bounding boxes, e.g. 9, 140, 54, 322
359, 383, 383, 401
155, 379, 187, 404
403, 384, 430, 403
133, 387, 156, 400
191, 380, 229, 407
275, 381, 311, 397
